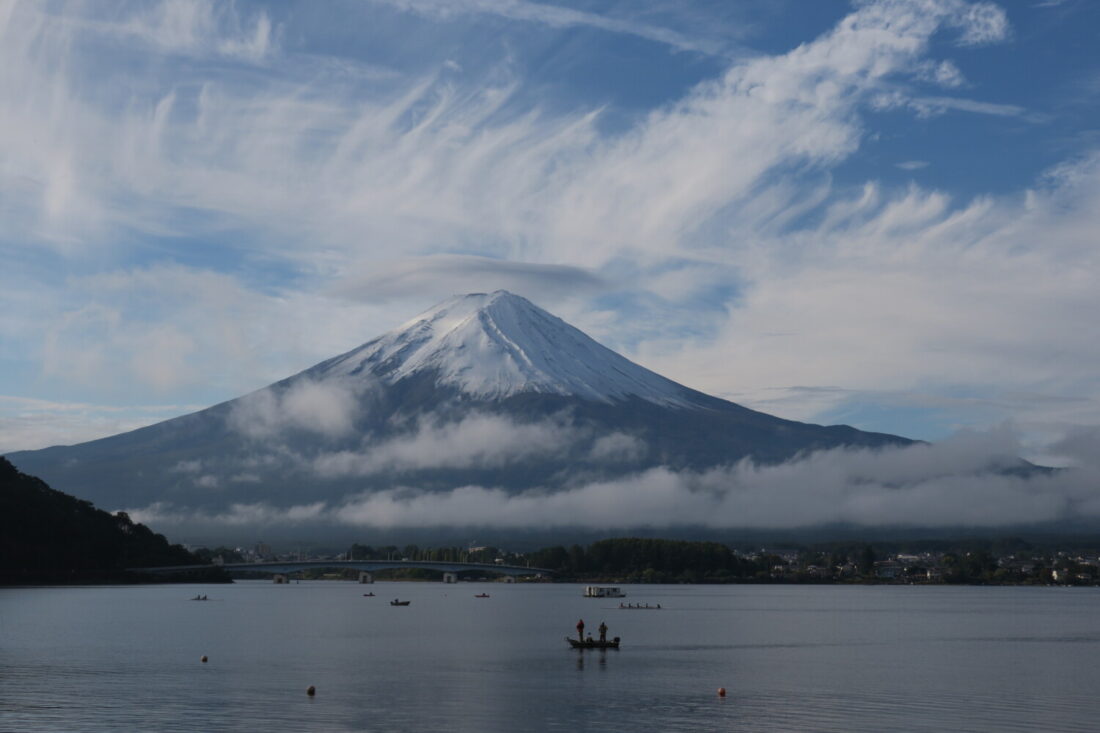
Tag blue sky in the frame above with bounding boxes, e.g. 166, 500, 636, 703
2, 0, 1100, 465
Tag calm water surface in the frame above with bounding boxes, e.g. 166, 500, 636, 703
2, 582, 1099, 732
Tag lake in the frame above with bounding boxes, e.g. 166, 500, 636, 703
2, 582, 1099, 731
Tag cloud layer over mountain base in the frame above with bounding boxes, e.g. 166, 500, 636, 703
126, 427, 1100, 541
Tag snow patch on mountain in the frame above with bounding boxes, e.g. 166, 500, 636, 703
318, 291, 694, 406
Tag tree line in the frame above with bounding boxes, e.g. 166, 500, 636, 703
523, 538, 780, 582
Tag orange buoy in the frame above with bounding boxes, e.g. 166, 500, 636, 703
717, 687, 726, 698
200, 655, 208, 663
306, 685, 316, 696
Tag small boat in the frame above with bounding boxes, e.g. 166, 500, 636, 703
474, 593, 490, 598
583, 586, 625, 598
390, 599, 411, 606
566, 636, 620, 649
363, 593, 375, 597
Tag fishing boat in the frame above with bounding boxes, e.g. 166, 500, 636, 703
565, 636, 620, 649
583, 586, 625, 598
390, 599, 411, 606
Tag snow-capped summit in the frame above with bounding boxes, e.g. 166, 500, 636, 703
319, 290, 693, 405
8, 289, 914, 536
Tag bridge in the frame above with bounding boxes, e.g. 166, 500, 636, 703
130, 559, 553, 583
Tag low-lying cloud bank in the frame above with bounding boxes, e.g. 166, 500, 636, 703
313, 412, 578, 476
127, 427, 1100, 531
310, 411, 646, 477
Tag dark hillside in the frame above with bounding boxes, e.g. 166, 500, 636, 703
0, 457, 225, 584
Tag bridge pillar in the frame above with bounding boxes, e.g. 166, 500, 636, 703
273, 573, 288, 584
442, 572, 457, 584
358, 572, 374, 584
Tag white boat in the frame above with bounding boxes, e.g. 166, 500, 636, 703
583, 586, 625, 598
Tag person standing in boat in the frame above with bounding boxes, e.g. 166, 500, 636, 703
576, 619, 585, 641
598, 622, 608, 642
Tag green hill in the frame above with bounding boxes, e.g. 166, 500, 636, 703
0, 457, 225, 584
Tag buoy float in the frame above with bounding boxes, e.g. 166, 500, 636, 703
717, 687, 726, 698
306, 685, 316, 696
200, 655, 208, 663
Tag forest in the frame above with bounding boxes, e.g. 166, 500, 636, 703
0, 457, 224, 584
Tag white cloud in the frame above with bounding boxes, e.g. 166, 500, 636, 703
24, 262, 409, 401
916, 59, 966, 87
950, 1, 1010, 45
634, 151, 1100, 451
280, 380, 364, 438
1046, 425, 1100, 468
0, 0, 1012, 266
332, 255, 606, 304
372, 0, 739, 57
128, 500, 328, 527
911, 95, 1029, 117
228, 377, 368, 440
313, 412, 578, 476
588, 432, 647, 463
6, 0, 1098, 467
124, 427, 1100, 532
102, 0, 276, 62
195, 474, 220, 489
172, 459, 203, 474
327, 428, 1100, 529
0, 395, 201, 454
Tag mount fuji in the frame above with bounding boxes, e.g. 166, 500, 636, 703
8, 291, 911, 534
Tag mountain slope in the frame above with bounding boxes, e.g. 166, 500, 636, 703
0, 457, 224, 584
7, 291, 912, 523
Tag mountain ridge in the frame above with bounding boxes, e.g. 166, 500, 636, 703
8, 291, 912, 535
